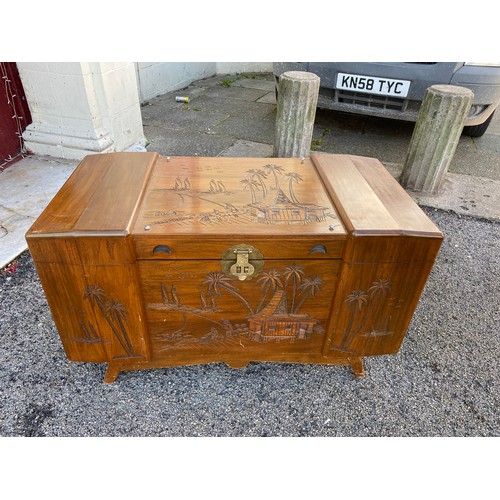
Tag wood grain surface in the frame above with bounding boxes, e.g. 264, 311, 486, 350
26, 152, 443, 382
134, 156, 346, 237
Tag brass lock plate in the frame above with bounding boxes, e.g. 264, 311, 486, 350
221, 244, 264, 281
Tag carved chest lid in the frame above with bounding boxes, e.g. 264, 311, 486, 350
27, 152, 441, 248
134, 156, 347, 238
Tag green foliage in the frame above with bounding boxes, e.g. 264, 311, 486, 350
311, 128, 330, 151
218, 74, 257, 88
219, 78, 234, 88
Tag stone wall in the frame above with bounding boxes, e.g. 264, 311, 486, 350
137, 62, 273, 102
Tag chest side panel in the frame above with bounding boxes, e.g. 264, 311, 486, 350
325, 256, 438, 356
26, 153, 159, 364
311, 154, 443, 357
28, 236, 150, 363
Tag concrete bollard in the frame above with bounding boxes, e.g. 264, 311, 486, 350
274, 71, 320, 158
400, 84, 473, 194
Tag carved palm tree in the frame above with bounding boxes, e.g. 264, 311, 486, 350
283, 264, 306, 313
264, 164, 285, 191
284, 172, 303, 204
340, 279, 392, 349
247, 168, 268, 198
161, 283, 170, 304
84, 285, 116, 339
83, 285, 106, 310
241, 177, 260, 203
171, 285, 180, 305
339, 289, 369, 349
202, 272, 254, 314
105, 299, 135, 356
344, 289, 369, 311
294, 275, 323, 313
362, 278, 392, 334
200, 291, 208, 310
368, 279, 391, 300
256, 269, 283, 312
84, 285, 137, 357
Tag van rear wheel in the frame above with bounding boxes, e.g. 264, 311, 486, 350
463, 111, 495, 138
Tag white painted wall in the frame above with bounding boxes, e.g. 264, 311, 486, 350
137, 62, 216, 102
136, 62, 272, 101
215, 62, 272, 75
19, 62, 146, 160
17, 62, 272, 160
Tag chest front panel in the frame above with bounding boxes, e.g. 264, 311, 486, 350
138, 258, 341, 359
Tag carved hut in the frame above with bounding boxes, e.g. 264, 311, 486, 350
248, 290, 317, 342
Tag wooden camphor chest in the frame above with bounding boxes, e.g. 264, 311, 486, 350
26, 152, 443, 383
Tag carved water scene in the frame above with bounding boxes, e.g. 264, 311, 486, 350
331, 278, 403, 353
149, 264, 326, 352
139, 159, 340, 232
69, 285, 140, 360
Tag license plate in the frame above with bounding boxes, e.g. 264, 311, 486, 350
336, 72, 410, 98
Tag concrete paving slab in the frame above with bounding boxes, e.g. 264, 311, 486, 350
449, 138, 500, 180
199, 85, 271, 102
145, 127, 235, 157
231, 78, 276, 91
220, 140, 274, 158
473, 134, 500, 154
188, 95, 276, 121
262, 107, 277, 123
376, 162, 500, 222
256, 92, 277, 104
209, 113, 276, 145
411, 172, 500, 222
0, 212, 33, 270
315, 129, 411, 165
142, 104, 230, 133
0, 156, 77, 268
191, 75, 230, 88
140, 97, 187, 113
141, 86, 211, 110
316, 110, 414, 137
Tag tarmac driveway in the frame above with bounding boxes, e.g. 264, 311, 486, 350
0, 207, 498, 437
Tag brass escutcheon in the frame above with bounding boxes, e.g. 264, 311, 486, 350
221, 244, 264, 281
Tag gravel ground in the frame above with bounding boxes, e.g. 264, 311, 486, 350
0, 207, 498, 437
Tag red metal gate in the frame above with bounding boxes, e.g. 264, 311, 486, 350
0, 62, 32, 170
